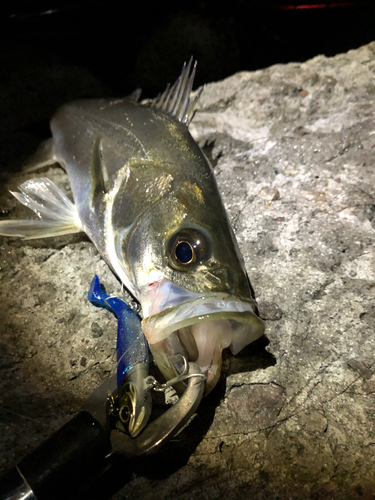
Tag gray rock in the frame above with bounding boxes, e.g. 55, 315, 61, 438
1, 43, 375, 499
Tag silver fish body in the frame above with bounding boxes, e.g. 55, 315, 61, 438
0, 61, 265, 393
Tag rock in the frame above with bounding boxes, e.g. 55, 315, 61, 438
257, 301, 283, 321
258, 186, 280, 201
347, 358, 373, 380
91, 321, 104, 338
1, 43, 375, 499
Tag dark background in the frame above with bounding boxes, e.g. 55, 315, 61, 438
0, 0, 375, 172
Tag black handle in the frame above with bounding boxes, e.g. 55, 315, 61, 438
0, 411, 111, 500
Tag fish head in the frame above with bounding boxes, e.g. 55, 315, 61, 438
117, 364, 152, 438
109, 123, 264, 394
117, 381, 150, 438
140, 231, 264, 394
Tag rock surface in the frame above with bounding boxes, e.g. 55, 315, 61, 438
1, 43, 375, 499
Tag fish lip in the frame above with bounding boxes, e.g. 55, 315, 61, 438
141, 293, 265, 346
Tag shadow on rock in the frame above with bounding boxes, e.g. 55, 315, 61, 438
222, 334, 276, 378
73, 379, 227, 500
73, 336, 275, 499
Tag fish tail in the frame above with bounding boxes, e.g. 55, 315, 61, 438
0, 177, 82, 239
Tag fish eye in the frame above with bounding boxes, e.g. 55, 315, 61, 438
175, 241, 194, 264
119, 405, 131, 424
168, 228, 210, 270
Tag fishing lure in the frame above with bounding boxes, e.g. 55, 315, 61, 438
88, 275, 152, 438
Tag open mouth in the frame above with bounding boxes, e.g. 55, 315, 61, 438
141, 282, 265, 394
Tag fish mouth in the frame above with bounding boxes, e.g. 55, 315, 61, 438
141, 289, 265, 394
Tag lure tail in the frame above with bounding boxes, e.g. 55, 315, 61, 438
87, 274, 110, 310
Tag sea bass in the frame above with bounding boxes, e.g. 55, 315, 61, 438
0, 59, 265, 393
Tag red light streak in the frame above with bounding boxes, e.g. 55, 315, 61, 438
279, 2, 355, 9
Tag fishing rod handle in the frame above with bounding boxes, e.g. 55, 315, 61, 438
0, 411, 111, 500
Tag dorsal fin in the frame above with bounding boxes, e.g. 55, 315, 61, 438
22, 138, 57, 172
149, 57, 204, 126
129, 88, 142, 103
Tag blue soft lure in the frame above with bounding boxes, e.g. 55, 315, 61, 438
88, 275, 152, 437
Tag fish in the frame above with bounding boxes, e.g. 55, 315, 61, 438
88, 275, 152, 438
0, 59, 265, 394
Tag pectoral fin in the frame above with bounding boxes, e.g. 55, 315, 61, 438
91, 138, 109, 205
0, 177, 82, 239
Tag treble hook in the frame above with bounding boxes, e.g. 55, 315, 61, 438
147, 354, 206, 392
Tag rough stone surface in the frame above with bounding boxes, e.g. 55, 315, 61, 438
1, 44, 375, 499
